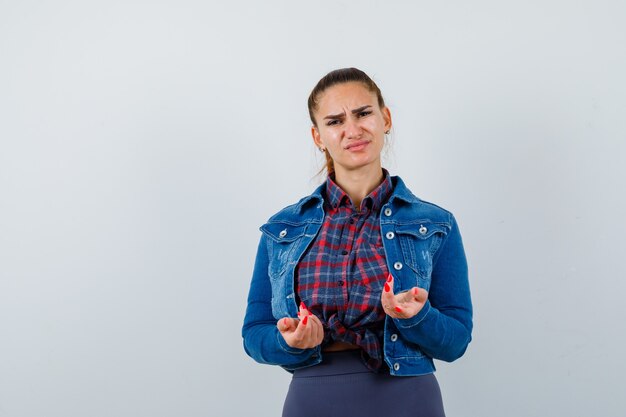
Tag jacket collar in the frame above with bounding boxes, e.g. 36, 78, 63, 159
325, 169, 393, 212
388, 175, 420, 204
295, 174, 419, 213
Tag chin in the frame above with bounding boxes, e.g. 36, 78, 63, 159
338, 158, 381, 172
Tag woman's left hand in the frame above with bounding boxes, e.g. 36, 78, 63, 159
380, 273, 428, 319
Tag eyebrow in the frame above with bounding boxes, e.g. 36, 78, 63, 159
323, 105, 373, 120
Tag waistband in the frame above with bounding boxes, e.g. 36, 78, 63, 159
293, 350, 388, 378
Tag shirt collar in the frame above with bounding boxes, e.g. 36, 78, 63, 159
325, 168, 393, 212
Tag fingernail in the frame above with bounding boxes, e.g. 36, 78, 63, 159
413, 288, 418, 296
387, 273, 393, 283
302, 315, 308, 325
283, 318, 288, 326
394, 306, 403, 313
384, 283, 390, 292
300, 301, 308, 311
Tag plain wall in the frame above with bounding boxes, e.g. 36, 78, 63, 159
1, 1, 625, 416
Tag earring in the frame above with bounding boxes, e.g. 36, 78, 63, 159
319, 147, 326, 152
385, 130, 390, 135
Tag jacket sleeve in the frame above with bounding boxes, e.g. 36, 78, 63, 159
241, 235, 319, 367
393, 215, 473, 362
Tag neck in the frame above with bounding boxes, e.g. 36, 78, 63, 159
333, 164, 384, 209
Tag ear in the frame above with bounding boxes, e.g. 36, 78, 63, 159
311, 125, 323, 149
382, 106, 392, 132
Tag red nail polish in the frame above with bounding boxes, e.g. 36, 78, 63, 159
300, 301, 308, 311
283, 318, 288, 326
395, 306, 403, 313
387, 273, 393, 283
384, 283, 390, 292
302, 315, 308, 325
413, 288, 418, 296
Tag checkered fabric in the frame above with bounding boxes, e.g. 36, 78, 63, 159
295, 170, 393, 371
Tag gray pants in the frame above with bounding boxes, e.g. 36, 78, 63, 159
282, 350, 446, 417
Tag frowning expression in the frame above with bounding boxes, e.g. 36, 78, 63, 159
311, 82, 392, 174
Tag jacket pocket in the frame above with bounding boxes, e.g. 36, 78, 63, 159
395, 222, 449, 289
260, 221, 308, 277
260, 221, 308, 318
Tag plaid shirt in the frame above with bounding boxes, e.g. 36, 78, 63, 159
295, 170, 393, 371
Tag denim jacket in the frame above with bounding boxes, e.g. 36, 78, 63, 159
242, 176, 472, 376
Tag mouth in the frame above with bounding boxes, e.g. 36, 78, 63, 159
344, 140, 370, 151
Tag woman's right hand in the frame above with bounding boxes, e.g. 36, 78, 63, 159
277, 302, 324, 349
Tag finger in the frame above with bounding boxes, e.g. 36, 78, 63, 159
388, 302, 407, 319
303, 314, 319, 346
299, 301, 310, 318
381, 273, 399, 315
304, 313, 324, 345
381, 273, 395, 302
292, 313, 310, 343
411, 287, 428, 303
391, 288, 428, 320
306, 313, 319, 328
298, 301, 317, 339
309, 314, 324, 344
399, 288, 418, 304
306, 316, 320, 345
277, 317, 294, 333
300, 314, 320, 347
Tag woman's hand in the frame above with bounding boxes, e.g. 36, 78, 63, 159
277, 302, 324, 349
381, 273, 428, 319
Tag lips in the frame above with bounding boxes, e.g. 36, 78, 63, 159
344, 140, 370, 150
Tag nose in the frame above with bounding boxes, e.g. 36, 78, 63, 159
344, 117, 362, 139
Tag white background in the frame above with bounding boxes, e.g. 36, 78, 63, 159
1, 1, 625, 416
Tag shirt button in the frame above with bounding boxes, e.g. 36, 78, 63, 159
385, 231, 395, 240
419, 225, 428, 235
337, 280, 344, 286
390, 334, 398, 342
341, 250, 349, 255
393, 363, 400, 371
393, 262, 403, 270
384, 207, 392, 217
279, 229, 287, 238
349, 218, 355, 224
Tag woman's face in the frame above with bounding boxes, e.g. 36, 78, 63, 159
311, 82, 392, 174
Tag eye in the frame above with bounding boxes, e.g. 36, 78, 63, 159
357, 110, 372, 117
326, 119, 341, 126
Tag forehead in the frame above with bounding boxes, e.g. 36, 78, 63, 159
316, 82, 378, 113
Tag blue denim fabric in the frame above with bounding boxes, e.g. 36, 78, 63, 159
242, 176, 473, 376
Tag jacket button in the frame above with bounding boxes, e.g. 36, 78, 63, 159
419, 225, 427, 235
393, 262, 403, 270
384, 207, 392, 216
279, 229, 287, 238
385, 231, 395, 240
390, 334, 398, 342
393, 363, 400, 371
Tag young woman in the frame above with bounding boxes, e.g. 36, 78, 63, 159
242, 68, 473, 417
